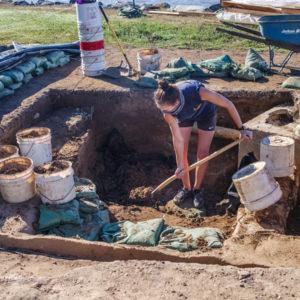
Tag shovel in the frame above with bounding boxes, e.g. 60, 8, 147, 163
151, 137, 246, 195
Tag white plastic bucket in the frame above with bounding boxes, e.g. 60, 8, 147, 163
76, 2, 102, 26
260, 136, 295, 177
137, 49, 161, 75
0, 157, 35, 203
81, 56, 105, 77
80, 48, 105, 58
232, 161, 282, 211
0, 145, 19, 163
78, 27, 103, 43
34, 160, 76, 205
16, 127, 52, 167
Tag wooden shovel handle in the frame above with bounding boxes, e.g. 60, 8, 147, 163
151, 137, 245, 195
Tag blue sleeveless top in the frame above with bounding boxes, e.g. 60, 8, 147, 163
166, 80, 216, 123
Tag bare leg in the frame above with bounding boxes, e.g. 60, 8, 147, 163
179, 126, 193, 190
193, 129, 215, 190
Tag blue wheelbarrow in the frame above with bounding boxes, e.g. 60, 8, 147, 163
216, 14, 300, 73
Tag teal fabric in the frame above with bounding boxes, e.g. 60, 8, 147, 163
48, 221, 101, 241
39, 200, 82, 232
44, 61, 58, 69
159, 226, 225, 251
46, 51, 65, 64
32, 67, 44, 76
2, 69, 24, 82
166, 57, 189, 69
8, 82, 23, 90
230, 64, 263, 81
200, 54, 235, 72
0, 88, 14, 99
75, 177, 98, 199
135, 77, 158, 88
15, 61, 36, 74
101, 218, 165, 247
29, 56, 48, 68
23, 73, 33, 84
245, 48, 268, 72
282, 77, 300, 89
0, 74, 13, 87
78, 197, 100, 214
58, 55, 70, 67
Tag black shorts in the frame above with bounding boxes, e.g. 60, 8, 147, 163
178, 111, 217, 131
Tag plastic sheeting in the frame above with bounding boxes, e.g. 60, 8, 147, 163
217, 11, 259, 24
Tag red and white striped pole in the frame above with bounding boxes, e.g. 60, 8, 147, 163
76, 1, 106, 77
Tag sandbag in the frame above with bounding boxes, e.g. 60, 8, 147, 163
166, 57, 189, 69
0, 88, 14, 99
230, 64, 263, 81
282, 77, 300, 89
58, 55, 70, 67
46, 51, 65, 64
186, 62, 207, 78
200, 54, 235, 72
159, 226, 225, 251
8, 82, 23, 90
0, 74, 13, 87
75, 177, 98, 199
101, 218, 164, 247
245, 48, 268, 72
2, 69, 24, 82
78, 197, 100, 214
39, 199, 82, 232
29, 56, 48, 68
15, 60, 36, 74
44, 61, 58, 69
23, 73, 33, 84
32, 67, 44, 76
0, 81, 3, 91
48, 221, 101, 242
134, 77, 158, 89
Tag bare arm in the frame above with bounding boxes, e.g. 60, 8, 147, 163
199, 87, 243, 129
163, 113, 185, 170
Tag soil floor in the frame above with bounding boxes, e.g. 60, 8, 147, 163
0, 46, 299, 298
0, 250, 299, 300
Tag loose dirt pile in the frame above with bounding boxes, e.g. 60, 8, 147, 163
34, 160, 68, 175
0, 162, 27, 175
0, 147, 14, 159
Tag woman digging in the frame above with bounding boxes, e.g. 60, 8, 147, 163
154, 79, 252, 209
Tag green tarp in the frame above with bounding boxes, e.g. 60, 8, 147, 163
200, 54, 235, 73
245, 48, 268, 72
101, 218, 165, 247
230, 64, 263, 81
159, 226, 225, 251
282, 77, 300, 89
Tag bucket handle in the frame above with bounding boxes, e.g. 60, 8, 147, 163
247, 182, 280, 204
22, 142, 35, 157
38, 184, 75, 203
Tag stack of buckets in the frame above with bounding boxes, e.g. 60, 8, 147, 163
232, 135, 295, 212
76, 1, 106, 76
0, 127, 76, 205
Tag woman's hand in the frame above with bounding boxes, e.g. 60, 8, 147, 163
175, 165, 186, 179
241, 129, 253, 140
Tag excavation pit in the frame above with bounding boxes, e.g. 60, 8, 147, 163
0, 88, 299, 267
